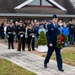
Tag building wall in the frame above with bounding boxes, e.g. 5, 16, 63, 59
5, 17, 75, 23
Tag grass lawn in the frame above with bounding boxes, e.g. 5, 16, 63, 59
0, 58, 36, 75
42, 47, 75, 66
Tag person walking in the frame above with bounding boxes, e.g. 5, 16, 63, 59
44, 14, 64, 72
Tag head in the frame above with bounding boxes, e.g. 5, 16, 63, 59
52, 14, 58, 24
4, 22, 7, 27
69, 21, 72, 24
40, 25, 44, 28
15, 21, 18, 25
28, 24, 32, 29
35, 22, 39, 27
27, 20, 30, 24
10, 21, 12, 26
58, 20, 63, 27
19, 20, 23, 25
34, 20, 37, 23
31, 22, 34, 26
63, 22, 67, 28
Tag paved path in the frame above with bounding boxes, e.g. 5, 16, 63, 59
0, 43, 75, 75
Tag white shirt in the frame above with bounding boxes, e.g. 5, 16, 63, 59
4, 26, 7, 34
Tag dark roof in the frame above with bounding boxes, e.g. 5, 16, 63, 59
55, 0, 65, 8
15, 7, 67, 14
55, 0, 75, 14
0, 0, 26, 13
0, 0, 74, 14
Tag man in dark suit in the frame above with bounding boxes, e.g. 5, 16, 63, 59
44, 14, 64, 72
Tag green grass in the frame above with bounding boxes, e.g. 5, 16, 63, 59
0, 59, 37, 75
42, 47, 75, 66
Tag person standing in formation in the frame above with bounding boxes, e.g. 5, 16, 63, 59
17, 20, 26, 51
6, 22, 14, 49
27, 24, 35, 51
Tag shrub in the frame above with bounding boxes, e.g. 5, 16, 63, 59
37, 31, 47, 45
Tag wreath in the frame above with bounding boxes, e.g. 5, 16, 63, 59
56, 33, 68, 49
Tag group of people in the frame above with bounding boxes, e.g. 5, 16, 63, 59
59, 20, 75, 45
0, 20, 48, 51
0, 14, 75, 71
0, 17, 75, 51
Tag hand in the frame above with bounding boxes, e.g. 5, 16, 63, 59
20, 35, 23, 37
49, 43, 53, 47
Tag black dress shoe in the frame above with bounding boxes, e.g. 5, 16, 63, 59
72, 43, 74, 45
28, 49, 31, 51
32, 49, 35, 51
22, 50, 25, 51
44, 64, 47, 68
17, 50, 21, 51
58, 69, 64, 72
12, 48, 14, 49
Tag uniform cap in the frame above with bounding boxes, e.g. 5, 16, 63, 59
52, 14, 58, 18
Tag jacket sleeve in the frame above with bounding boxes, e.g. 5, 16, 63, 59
6, 27, 8, 34
67, 28, 69, 36
46, 25, 51, 45
60, 27, 63, 33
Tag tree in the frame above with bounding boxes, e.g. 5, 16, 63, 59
37, 31, 47, 45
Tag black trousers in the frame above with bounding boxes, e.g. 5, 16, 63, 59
44, 46, 63, 69
8, 38, 14, 49
28, 37, 35, 50
17, 37, 25, 51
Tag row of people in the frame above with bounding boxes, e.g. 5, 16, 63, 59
0, 19, 75, 50
6, 20, 47, 51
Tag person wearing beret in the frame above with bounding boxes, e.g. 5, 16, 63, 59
44, 14, 64, 72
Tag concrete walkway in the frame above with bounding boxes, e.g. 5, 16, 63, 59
0, 43, 75, 75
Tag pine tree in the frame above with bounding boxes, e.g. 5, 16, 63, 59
37, 31, 47, 45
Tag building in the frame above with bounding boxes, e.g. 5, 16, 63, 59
0, 0, 75, 22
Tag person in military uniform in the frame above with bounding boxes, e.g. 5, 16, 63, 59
44, 14, 64, 72
27, 24, 35, 51
17, 20, 26, 51
6, 22, 14, 49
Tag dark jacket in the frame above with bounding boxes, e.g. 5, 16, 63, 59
68, 24, 75, 34
34, 26, 40, 36
6, 25, 14, 40
17, 25, 25, 39
27, 27, 35, 38
46, 23, 60, 47
0, 24, 4, 34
